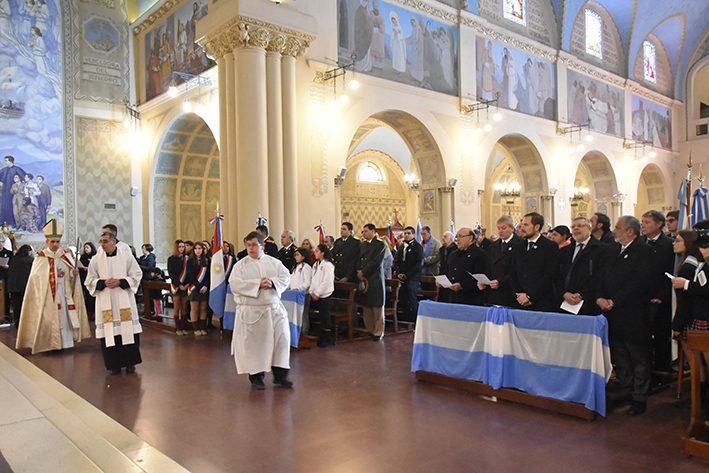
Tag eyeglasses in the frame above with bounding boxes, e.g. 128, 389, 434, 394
456, 233, 474, 239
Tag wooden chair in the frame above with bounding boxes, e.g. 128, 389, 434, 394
418, 275, 440, 302
309, 282, 358, 344
384, 279, 401, 333
682, 331, 709, 459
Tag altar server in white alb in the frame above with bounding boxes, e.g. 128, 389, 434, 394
86, 231, 143, 375
16, 219, 90, 354
229, 231, 292, 390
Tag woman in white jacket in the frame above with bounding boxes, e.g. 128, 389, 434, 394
289, 248, 313, 291
310, 243, 335, 347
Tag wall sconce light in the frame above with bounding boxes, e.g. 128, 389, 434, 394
405, 173, 420, 191
170, 71, 212, 114
461, 93, 501, 134
623, 139, 655, 165
122, 97, 140, 130
334, 166, 347, 186
447, 177, 457, 187
558, 120, 591, 153
322, 52, 357, 109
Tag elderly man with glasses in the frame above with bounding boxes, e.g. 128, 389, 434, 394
440, 227, 487, 306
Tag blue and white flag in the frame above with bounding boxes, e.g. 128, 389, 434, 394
678, 178, 690, 230
416, 217, 423, 243
451, 219, 456, 234
692, 186, 709, 227
209, 212, 227, 318
222, 285, 237, 329
257, 211, 267, 227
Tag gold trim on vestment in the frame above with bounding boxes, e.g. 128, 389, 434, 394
120, 308, 132, 322
103, 310, 113, 323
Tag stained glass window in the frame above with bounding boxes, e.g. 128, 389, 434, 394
503, 0, 526, 26
358, 162, 384, 182
643, 41, 657, 83
585, 9, 603, 59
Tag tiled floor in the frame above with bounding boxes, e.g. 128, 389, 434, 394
2, 324, 709, 473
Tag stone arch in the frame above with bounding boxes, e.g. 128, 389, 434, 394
572, 151, 618, 218
149, 112, 220, 263
635, 163, 669, 218
632, 32, 673, 97
685, 54, 709, 139
482, 134, 549, 231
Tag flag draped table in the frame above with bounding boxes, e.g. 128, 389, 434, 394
412, 301, 612, 416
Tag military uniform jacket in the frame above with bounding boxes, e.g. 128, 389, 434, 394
446, 245, 487, 306
237, 239, 278, 260
333, 235, 360, 282
357, 238, 386, 307
557, 236, 611, 315
395, 239, 424, 281
509, 236, 560, 312
483, 234, 523, 307
277, 243, 298, 272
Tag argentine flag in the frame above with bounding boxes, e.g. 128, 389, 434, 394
416, 217, 423, 243
209, 212, 228, 318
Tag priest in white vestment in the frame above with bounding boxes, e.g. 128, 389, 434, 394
86, 231, 143, 375
16, 220, 90, 354
229, 231, 292, 390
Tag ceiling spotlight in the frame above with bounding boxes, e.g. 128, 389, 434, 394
493, 112, 502, 121
348, 79, 359, 90
339, 94, 350, 105
483, 123, 492, 132
169, 86, 178, 97
649, 150, 656, 158
585, 134, 593, 142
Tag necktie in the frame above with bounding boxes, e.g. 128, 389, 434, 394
527, 240, 532, 252
572, 243, 585, 262
501, 240, 507, 253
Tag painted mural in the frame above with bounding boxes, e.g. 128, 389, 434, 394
476, 38, 556, 120
631, 94, 672, 150
0, 0, 63, 235
143, 0, 214, 102
338, 0, 458, 96
567, 69, 624, 138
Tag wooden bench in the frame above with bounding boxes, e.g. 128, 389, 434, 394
141, 281, 173, 331
309, 282, 357, 344
384, 279, 401, 333
417, 275, 440, 302
682, 330, 709, 459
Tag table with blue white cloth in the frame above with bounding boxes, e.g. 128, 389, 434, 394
222, 287, 305, 348
412, 301, 612, 417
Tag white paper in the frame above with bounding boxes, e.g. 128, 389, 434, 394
665, 272, 674, 279
0, 257, 8, 267
560, 300, 584, 315
434, 275, 453, 288
468, 272, 491, 285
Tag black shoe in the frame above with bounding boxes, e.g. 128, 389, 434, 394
274, 377, 294, 388
628, 401, 647, 416
126, 365, 136, 374
371, 334, 383, 341
108, 369, 121, 376
250, 378, 266, 390
609, 394, 632, 411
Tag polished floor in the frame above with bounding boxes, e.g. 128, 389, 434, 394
1, 323, 709, 473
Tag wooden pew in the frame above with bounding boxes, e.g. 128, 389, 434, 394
309, 282, 357, 344
384, 279, 401, 333
417, 275, 440, 302
682, 330, 709, 458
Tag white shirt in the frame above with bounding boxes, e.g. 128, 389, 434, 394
310, 260, 335, 298
289, 262, 313, 291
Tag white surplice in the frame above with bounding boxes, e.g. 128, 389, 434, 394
85, 248, 143, 347
229, 254, 291, 375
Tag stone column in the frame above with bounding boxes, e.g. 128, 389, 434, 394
439, 187, 453, 233
235, 31, 270, 240
541, 195, 554, 226
282, 39, 301, 235
224, 52, 238, 240
266, 35, 285, 236
611, 201, 622, 222
216, 56, 229, 226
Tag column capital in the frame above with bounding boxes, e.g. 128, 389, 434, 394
198, 15, 315, 60
540, 195, 553, 201
438, 186, 454, 195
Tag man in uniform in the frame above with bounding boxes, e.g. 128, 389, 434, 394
278, 230, 298, 272
395, 226, 424, 322
229, 231, 293, 390
444, 227, 486, 305
332, 222, 359, 282
325, 235, 335, 251
16, 220, 90, 354
358, 223, 386, 341
238, 225, 278, 258
478, 215, 523, 307
86, 231, 144, 375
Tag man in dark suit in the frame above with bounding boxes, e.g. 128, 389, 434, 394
475, 228, 493, 251
478, 215, 523, 307
357, 224, 386, 341
237, 225, 278, 259
332, 222, 360, 282
558, 216, 611, 315
438, 231, 456, 302
597, 216, 655, 415
591, 212, 615, 246
277, 230, 298, 272
509, 212, 560, 312
641, 210, 675, 374
443, 227, 486, 306
395, 226, 424, 322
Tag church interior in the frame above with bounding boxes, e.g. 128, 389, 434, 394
2, 0, 709, 471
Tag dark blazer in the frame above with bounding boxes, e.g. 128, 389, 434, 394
597, 238, 655, 343
599, 231, 616, 246
445, 245, 487, 306
138, 252, 156, 280
439, 243, 457, 276
333, 235, 360, 282
0, 247, 12, 281
187, 257, 211, 292
483, 234, 523, 307
395, 239, 424, 282
277, 243, 298, 272
167, 255, 188, 287
643, 232, 675, 305
478, 237, 493, 252
685, 263, 709, 323
509, 235, 560, 312
237, 239, 278, 259
557, 236, 612, 315
672, 258, 701, 331
7, 254, 32, 293
357, 238, 385, 307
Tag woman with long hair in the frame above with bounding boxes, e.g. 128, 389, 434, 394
187, 241, 210, 336
672, 230, 704, 339
167, 240, 189, 335
310, 243, 335, 347
300, 238, 316, 265
290, 248, 313, 291
79, 242, 97, 317
222, 240, 236, 280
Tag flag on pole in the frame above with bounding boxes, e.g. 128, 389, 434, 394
678, 178, 690, 231
257, 211, 267, 227
451, 219, 456, 234
387, 217, 396, 248
209, 211, 227, 318
692, 187, 709, 227
314, 220, 326, 245
416, 217, 423, 243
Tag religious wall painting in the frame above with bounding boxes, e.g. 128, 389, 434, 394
153, 177, 177, 263
417, 155, 441, 183
595, 181, 614, 199
183, 156, 207, 176
338, 0, 458, 96
180, 204, 201, 241
523, 171, 543, 192
83, 16, 118, 54
204, 180, 219, 237
161, 132, 189, 152
422, 189, 435, 214
643, 41, 656, 84
143, 0, 214, 102
631, 94, 672, 150
503, 0, 526, 26
208, 158, 219, 178
585, 9, 602, 59
189, 135, 214, 155
180, 179, 202, 201
526, 197, 537, 213
156, 153, 181, 174
597, 203, 608, 214
647, 187, 664, 204
0, 0, 64, 236
403, 129, 433, 152
476, 38, 556, 120
567, 70, 624, 138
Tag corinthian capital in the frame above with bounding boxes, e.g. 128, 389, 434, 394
248, 28, 271, 49
267, 34, 287, 53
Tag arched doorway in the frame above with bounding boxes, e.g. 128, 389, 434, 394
483, 134, 549, 231
343, 111, 447, 233
571, 151, 618, 218
150, 113, 220, 263
636, 163, 669, 217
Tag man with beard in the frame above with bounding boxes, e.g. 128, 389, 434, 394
369, 0, 385, 69
354, 0, 373, 72
0, 156, 26, 227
